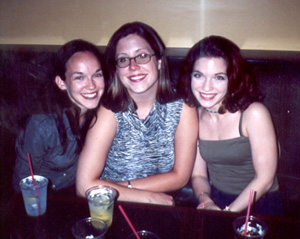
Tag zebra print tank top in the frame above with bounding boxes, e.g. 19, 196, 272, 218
100, 99, 183, 182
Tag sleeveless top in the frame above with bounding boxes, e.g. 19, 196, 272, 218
199, 112, 278, 195
100, 99, 183, 182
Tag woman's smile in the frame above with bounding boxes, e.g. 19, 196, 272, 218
199, 92, 217, 101
81, 92, 98, 99
128, 73, 147, 82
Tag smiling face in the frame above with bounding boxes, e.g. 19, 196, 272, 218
115, 34, 161, 99
191, 57, 228, 111
55, 51, 105, 115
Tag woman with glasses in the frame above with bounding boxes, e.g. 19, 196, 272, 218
76, 22, 198, 205
178, 35, 282, 214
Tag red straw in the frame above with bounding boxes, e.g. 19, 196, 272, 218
118, 205, 141, 239
27, 153, 41, 215
244, 189, 254, 235
27, 153, 36, 186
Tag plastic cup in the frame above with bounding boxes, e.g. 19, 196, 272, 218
72, 217, 107, 239
85, 185, 117, 227
126, 230, 160, 239
232, 215, 268, 238
19, 175, 48, 216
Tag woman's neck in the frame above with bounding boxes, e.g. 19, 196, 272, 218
129, 87, 157, 120
130, 93, 155, 119
135, 98, 156, 119
79, 113, 85, 125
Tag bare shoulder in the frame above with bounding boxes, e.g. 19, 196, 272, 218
181, 102, 198, 120
182, 101, 196, 111
243, 102, 274, 135
89, 105, 117, 135
97, 104, 115, 116
96, 105, 116, 123
243, 102, 271, 121
177, 102, 198, 135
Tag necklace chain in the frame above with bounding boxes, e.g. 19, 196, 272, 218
205, 108, 219, 114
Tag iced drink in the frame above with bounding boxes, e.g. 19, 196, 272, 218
72, 217, 107, 239
86, 185, 117, 227
232, 216, 268, 239
19, 175, 48, 216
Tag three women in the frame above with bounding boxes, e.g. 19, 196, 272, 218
13, 22, 280, 213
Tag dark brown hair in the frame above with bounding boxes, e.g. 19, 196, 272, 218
53, 39, 105, 152
178, 35, 262, 113
102, 21, 177, 112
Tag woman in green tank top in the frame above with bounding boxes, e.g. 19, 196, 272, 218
178, 35, 282, 215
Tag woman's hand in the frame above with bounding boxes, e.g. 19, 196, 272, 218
197, 201, 221, 210
196, 192, 221, 211
141, 191, 175, 206
103, 179, 174, 205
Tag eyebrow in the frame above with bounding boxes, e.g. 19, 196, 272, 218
116, 48, 150, 58
71, 72, 84, 76
192, 70, 226, 74
215, 72, 227, 75
71, 68, 102, 75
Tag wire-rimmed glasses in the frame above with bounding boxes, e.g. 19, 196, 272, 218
116, 53, 155, 68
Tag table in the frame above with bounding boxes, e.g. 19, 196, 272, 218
3, 192, 300, 239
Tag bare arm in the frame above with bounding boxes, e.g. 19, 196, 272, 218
116, 102, 198, 192
76, 105, 174, 205
229, 103, 278, 212
191, 136, 221, 210
76, 105, 116, 197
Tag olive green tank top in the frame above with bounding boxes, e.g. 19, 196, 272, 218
199, 112, 278, 195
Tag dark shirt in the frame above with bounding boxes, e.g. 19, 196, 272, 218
12, 113, 78, 192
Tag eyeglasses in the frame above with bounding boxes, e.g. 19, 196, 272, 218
116, 53, 155, 68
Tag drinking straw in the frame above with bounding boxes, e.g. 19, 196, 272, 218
27, 153, 41, 215
244, 189, 254, 235
118, 205, 141, 239
27, 153, 36, 186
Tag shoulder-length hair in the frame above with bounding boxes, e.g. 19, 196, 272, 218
178, 35, 262, 113
102, 21, 176, 112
